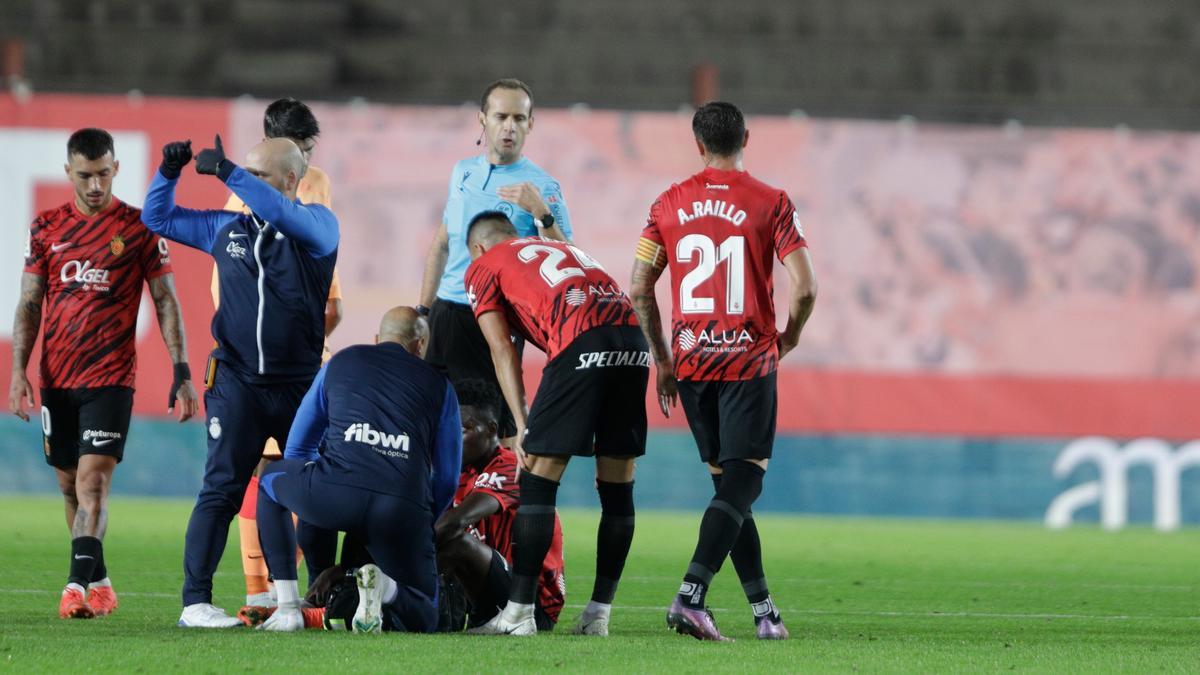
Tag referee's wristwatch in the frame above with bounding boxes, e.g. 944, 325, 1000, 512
535, 212, 555, 230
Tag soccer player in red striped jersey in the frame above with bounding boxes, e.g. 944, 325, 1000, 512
7, 128, 199, 620
435, 379, 565, 630
463, 212, 649, 636
630, 102, 817, 641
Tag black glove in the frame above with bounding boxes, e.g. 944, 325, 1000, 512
195, 134, 235, 180
168, 362, 191, 411
159, 140, 192, 179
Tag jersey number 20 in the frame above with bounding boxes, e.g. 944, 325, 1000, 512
677, 234, 745, 314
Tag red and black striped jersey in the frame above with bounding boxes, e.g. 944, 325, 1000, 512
23, 199, 173, 389
453, 446, 565, 621
465, 238, 637, 361
639, 167, 807, 381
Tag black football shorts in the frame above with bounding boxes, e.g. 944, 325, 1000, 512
523, 325, 649, 458
677, 371, 777, 465
39, 386, 134, 469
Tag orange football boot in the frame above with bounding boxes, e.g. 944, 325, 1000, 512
86, 585, 118, 616
59, 587, 95, 619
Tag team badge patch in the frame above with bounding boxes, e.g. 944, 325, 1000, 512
109, 234, 125, 257
208, 417, 222, 439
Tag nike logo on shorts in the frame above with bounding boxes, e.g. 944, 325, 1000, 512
91, 438, 116, 447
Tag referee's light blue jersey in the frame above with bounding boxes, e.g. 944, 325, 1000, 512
437, 155, 572, 305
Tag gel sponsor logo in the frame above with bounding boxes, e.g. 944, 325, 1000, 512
677, 199, 746, 226
60, 260, 112, 290
678, 327, 754, 352
82, 429, 122, 447
344, 422, 410, 457
575, 350, 651, 370
1046, 437, 1200, 532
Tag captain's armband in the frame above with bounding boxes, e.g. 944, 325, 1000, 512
635, 237, 667, 271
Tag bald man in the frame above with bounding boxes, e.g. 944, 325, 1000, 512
377, 306, 429, 357
143, 134, 339, 628
253, 306, 460, 632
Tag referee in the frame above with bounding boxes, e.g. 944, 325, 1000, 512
417, 78, 572, 441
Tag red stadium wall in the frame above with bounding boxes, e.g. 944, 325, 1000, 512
2, 93, 1198, 440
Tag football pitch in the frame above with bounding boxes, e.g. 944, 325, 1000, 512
0, 496, 1196, 672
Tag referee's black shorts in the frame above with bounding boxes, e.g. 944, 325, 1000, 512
424, 299, 519, 438
677, 371, 777, 466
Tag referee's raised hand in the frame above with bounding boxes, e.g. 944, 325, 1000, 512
195, 134, 227, 176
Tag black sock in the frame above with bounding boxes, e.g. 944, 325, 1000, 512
680, 462, 765, 609
69, 537, 102, 588
713, 473, 778, 623
90, 547, 108, 584
511, 472, 559, 605
479, 552, 512, 620
593, 480, 635, 604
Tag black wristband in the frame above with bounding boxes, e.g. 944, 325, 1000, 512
216, 160, 237, 183
173, 362, 192, 382
415, 304, 431, 317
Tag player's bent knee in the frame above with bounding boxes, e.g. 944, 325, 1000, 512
596, 456, 636, 483
525, 454, 569, 482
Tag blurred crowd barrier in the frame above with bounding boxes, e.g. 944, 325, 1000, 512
3, 93, 1198, 443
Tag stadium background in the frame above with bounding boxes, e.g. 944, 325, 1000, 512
2, 1, 1199, 526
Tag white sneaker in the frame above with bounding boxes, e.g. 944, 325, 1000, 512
245, 592, 276, 608
466, 604, 537, 636
178, 603, 243, 628
258, 605, 304, 632
353, 564, 383, 634
572, 610, 610, 636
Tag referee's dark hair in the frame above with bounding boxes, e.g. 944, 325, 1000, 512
67, 128, 114, 160
466, 210, 517, 248
455, 378, 502, 424
264, 98, 321, 140
480, 78, 533, 114
692, 101, 746, 157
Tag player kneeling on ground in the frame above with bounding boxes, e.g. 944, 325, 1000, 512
463, 213, 648, 636
290, 379, 567, 633
254, 307, 461, 632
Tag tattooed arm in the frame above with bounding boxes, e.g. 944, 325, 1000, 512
630, 257, 677, 417
8, 273, 45, 421
148, 273, 198, 421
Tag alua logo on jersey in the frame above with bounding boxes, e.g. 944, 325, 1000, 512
60, 260, 111, 291
344, 423, 410, 455
677, 327, 754, 351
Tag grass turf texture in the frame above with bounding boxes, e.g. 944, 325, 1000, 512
0, 497, 1197, 672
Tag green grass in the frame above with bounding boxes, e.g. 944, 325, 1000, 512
0, 496, 1197, 672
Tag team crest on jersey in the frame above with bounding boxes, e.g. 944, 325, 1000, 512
109, 234, 125, 257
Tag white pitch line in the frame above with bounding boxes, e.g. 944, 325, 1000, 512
4, 589, 1194, 622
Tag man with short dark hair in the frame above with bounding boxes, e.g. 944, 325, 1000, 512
631, 101, 817, 641
8, 127, 198, 619
142, 134, 339, 628
435, 378, 565, 631
463, 212, 647, 637
418, 79, 573, 444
